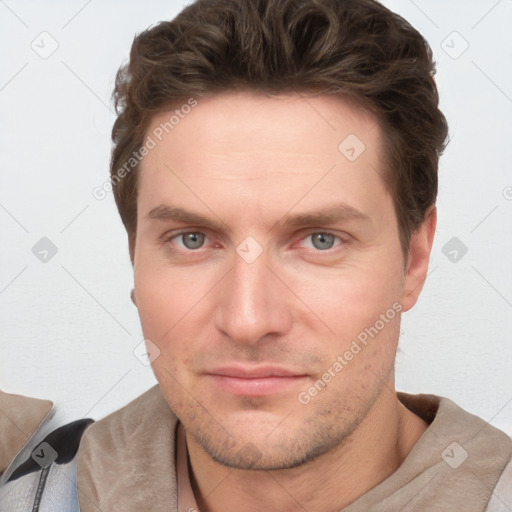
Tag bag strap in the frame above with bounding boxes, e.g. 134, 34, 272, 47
0, 418, 94, 512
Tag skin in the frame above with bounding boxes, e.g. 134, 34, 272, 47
132, 90, 436, 511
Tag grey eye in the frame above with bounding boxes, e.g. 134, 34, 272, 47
181, 232, 205, 249
310, 233, 336, 250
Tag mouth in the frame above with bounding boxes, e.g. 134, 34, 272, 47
204, 365, 309, 396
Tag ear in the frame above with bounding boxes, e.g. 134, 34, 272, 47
130, 288, 138, 307
129, 234, 136, 267
400, 205, 437, 313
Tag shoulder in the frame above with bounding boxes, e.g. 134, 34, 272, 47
0, 390, 53, 481
0, 386, 174, 512
398, 392, 512, 509
77, 385, 179, 511
486, 457, 512, 511
80, 384, 173, 447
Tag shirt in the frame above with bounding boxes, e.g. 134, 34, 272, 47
173, 391, 512, 512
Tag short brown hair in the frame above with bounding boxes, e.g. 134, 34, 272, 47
110, 0, 449, 262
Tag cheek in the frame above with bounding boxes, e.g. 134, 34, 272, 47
135, 279, 199, 390
133, 261, 207, 358
285, 258, 403, 340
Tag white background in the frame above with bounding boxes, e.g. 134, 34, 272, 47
1, 0, 511, 433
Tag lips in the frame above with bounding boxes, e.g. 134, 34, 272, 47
209, 365, 303, 378
205, 365, 308, 396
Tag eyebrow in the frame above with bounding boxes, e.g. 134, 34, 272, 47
277, 203, 370, 229
147, 205, 228, 232
146, 203, 370, 232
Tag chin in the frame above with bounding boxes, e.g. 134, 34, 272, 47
184, 408, 356, 471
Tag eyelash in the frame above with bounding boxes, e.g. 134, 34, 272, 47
161, 229, 348, 255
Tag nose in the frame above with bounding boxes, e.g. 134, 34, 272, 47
214, 246, 293, 345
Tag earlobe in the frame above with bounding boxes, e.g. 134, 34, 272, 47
130, 288, 138, 307
401, 206, 437, 312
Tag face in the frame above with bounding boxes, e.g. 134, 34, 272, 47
133, 91, 422, 470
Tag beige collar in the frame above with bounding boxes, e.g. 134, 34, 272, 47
77, 385, 512, 512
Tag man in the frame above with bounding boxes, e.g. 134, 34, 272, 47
1, 0, 511, 510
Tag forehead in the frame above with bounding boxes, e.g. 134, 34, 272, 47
144, 90, 381, 164
137, 91, 389, 223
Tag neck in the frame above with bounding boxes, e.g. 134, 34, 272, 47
186, 388, 428, 512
